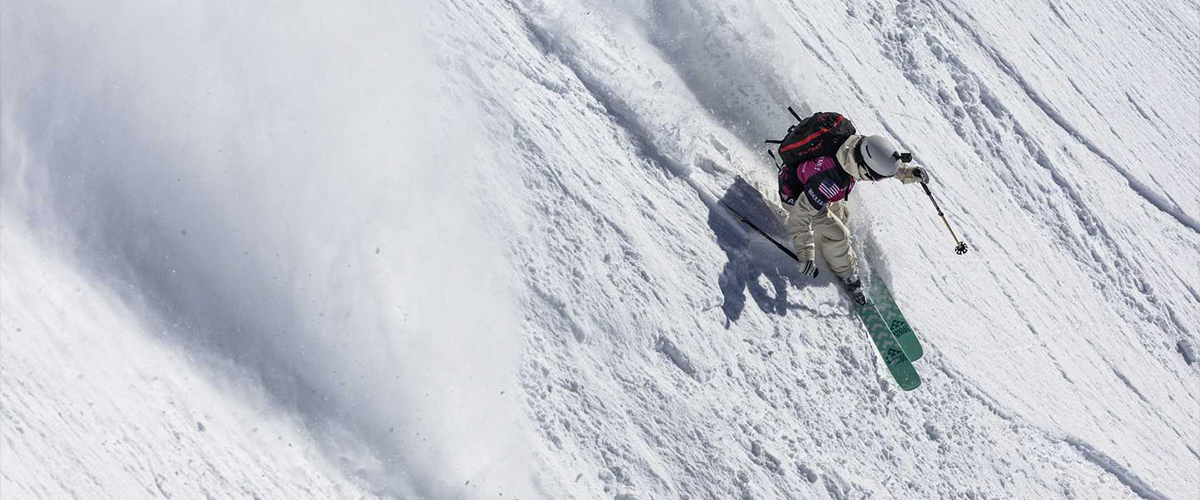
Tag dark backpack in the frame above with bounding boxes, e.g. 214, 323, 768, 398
768, 109, 856, 205
775, 111, 856, 166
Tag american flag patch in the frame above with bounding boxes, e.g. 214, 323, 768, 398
818, 178, 840, 199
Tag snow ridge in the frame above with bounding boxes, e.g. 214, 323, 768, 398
1063, 437, 1171, 500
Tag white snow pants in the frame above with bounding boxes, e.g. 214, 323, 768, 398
786, 200, 857, 280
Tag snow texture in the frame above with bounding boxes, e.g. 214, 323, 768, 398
2, 0, 1197, 499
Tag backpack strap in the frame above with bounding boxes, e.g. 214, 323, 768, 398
779, 114, 845, 154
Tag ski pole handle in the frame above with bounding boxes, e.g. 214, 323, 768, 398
921, 183, 944, 217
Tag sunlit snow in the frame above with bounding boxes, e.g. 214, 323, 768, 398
3, 0, 1197, 499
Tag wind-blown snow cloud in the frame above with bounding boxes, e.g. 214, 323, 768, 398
2, 1, 532, 497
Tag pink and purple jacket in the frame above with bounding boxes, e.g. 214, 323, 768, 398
779, 155, 856, 210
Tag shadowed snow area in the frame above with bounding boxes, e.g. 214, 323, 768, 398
3, 0, 1198, 499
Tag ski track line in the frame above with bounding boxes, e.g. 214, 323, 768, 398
935, 0, 1198, 347
882, 0, 1120, 322
937, 0, 1200, 236
1062, 437, 1173, 500
1124, 92, 1161, 126
1110, 367, 1153, 408
883, 3, 1190, 494
862, 4, 1195, 485
881, 0, 1193, 363
792, 8, 1185, 494
936, 360, 1172, 500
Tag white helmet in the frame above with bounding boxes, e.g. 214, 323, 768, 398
858, 135, 901, 180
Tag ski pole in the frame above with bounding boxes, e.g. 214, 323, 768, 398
921, 184, 969, 255
721, 202, 799, 262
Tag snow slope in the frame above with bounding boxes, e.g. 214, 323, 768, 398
1, 221, 371, 499
3, 0, 1198, 499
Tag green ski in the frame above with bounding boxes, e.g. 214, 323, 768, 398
718, 203, 921, 389
868, 278, 923, 362
854, 301, 921, 391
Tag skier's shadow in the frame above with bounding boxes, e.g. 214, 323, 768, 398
709, 176, 805, 325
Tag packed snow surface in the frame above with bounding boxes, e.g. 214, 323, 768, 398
2, 0, 1197, 499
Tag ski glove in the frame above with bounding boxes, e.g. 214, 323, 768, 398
799, 260, 819, 278
913, 167, 931, 184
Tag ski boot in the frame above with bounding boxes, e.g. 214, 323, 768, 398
839, 274, 867, 306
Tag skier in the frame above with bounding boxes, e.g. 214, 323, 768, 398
780, 132, 930, 305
